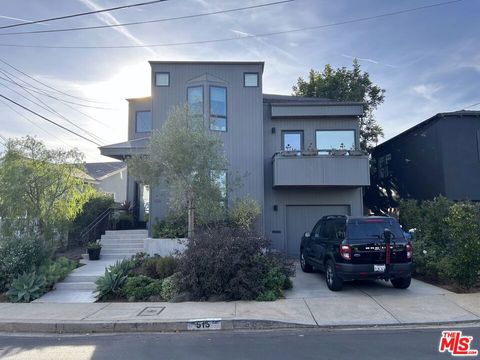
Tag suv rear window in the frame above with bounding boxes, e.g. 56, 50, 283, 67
347, 219, 404, 240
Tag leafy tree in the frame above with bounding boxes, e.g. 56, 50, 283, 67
292, 59, 385, 151
127, 106, 229, 238
0, 136, 94, 246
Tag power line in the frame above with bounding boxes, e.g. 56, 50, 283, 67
0, 0, 464, 49
0, 78, 106, 145
464, 101, 480, 109
0, 94, 102, 146
0, 1, 293, 36
0, 0, 169, 30
0, 58, 109, 105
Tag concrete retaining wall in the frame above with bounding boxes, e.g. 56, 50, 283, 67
144, 238, 187, 256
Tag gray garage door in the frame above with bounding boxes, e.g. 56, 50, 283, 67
286, 205, 350, 257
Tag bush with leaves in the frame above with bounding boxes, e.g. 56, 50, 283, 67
152, 212, 187, 238
6, 271, 46, 302
399, 197, 480, 289
122, 275, 162, 301
95, 259, 132, 300
176, 226, 294, 301
0, 232, 48, 292
229, 197, 261, 230
134, 255, 178, 280
161, 274, 179, 301
42, 257, 77, 289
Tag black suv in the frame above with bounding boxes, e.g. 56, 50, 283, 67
300, 215, 413, 291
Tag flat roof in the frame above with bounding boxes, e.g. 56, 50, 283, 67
149, 60, 264, 71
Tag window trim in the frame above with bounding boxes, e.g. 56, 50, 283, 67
154, 72, 170, 87
135, 110, 152, 133
281, 130, 304, 151
315, 129, 356, 151
244, 72, 259, 88
186, 85, 204, 118
209, 85, 227, 132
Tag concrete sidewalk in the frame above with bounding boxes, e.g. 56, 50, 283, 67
0, 285, 479, 333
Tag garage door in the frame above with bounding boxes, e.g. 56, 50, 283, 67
286, 205, 350, 257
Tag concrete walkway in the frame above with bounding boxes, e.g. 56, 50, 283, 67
4, 265, 480, 333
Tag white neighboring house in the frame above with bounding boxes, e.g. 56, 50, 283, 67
84, 162, 127, 203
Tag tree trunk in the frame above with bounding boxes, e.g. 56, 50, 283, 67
187, 191, 195, 239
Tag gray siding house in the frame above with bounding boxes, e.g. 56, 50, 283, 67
100, 61, 369, 256
369, 110, 480, 210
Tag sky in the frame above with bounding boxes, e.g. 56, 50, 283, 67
0, 0, 478, 161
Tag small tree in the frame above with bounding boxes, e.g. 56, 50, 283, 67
0, 136, 94, 247
292, 59, 385, 151
128, 106, 228, 238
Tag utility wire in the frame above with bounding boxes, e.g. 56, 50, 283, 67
0, 0, 464, 49
0, 58, 109, 104
0, 78, 106, 145
0, 1, 293, 36
0, 94, 102, 146
464, 101, 480, 109
0, 0, 169, 30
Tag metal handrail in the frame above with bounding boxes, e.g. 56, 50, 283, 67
79, 207, 114, 241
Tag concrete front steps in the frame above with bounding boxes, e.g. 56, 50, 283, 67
99, 229, 147, 259
35, 230, 148, 303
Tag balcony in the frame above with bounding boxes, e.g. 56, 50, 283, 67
273, 150, 370, 187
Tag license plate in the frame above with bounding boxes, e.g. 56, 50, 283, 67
374, 264, 386, 272
187, 318, 221, 330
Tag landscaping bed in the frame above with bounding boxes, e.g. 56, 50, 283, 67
95, 226, 295, 303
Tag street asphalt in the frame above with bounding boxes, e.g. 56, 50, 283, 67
1, 326, 479, 359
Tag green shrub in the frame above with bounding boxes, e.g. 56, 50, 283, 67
6, 271, 46, 302
122, 275, 155, 300
136, 256, 178, 280
229, 197, 261, 230
161, 274, 178, 301
152, 212, 187, 238
70, 193, 114, 235
176, 226, 294, 301
42, 257, 77, 288
146, 279, 163, 298
0, 233, 48, 292
95, 259, 131, 300
256, 290, 277, 302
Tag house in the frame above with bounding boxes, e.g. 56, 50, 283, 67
84, 162, 128, 203
99, 61, 370, 256
369, 110, 480, 210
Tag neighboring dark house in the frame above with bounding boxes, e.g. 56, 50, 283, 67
369, 110, 480, 210
99, 61, 370, 256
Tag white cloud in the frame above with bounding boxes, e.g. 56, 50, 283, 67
411, 84, 442, 102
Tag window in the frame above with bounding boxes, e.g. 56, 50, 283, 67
135, 111, 151, 132
282, 131, 303, 151
187, 86, 203, 119
155, 72, 169, 87
210, 86, 227, 131
211, 170, 227, 202
244, 72, 259, 87
316, 130, 355, 152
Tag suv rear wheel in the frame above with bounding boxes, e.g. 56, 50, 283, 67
391, 276, 411, 289
300, 249, 313, 273
325, 259, 343, 291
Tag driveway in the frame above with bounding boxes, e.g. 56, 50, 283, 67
284, 262, 480, 325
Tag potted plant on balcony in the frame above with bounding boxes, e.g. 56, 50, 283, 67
330, 143, 348, 156
86, 240, 102, 260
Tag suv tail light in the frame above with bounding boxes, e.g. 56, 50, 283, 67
339, 245, 352, 261
406, 243, 413, 260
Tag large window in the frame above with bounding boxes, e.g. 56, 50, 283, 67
282, 130, 303, 151
135, 111, 151, 133
210, 86, 227, 131
187, 86, 203, 119
316, 130, 355, 151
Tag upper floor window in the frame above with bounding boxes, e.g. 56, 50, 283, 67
244, 72, 259, 87
187, 86, 203, 119
316, 130, 355, 152
155, 72, 169, 87
135, 111, 151, 132
210, 86, 227, 131
282, 130, 303, 151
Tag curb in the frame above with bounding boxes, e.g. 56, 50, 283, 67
1, 319, 480, 334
